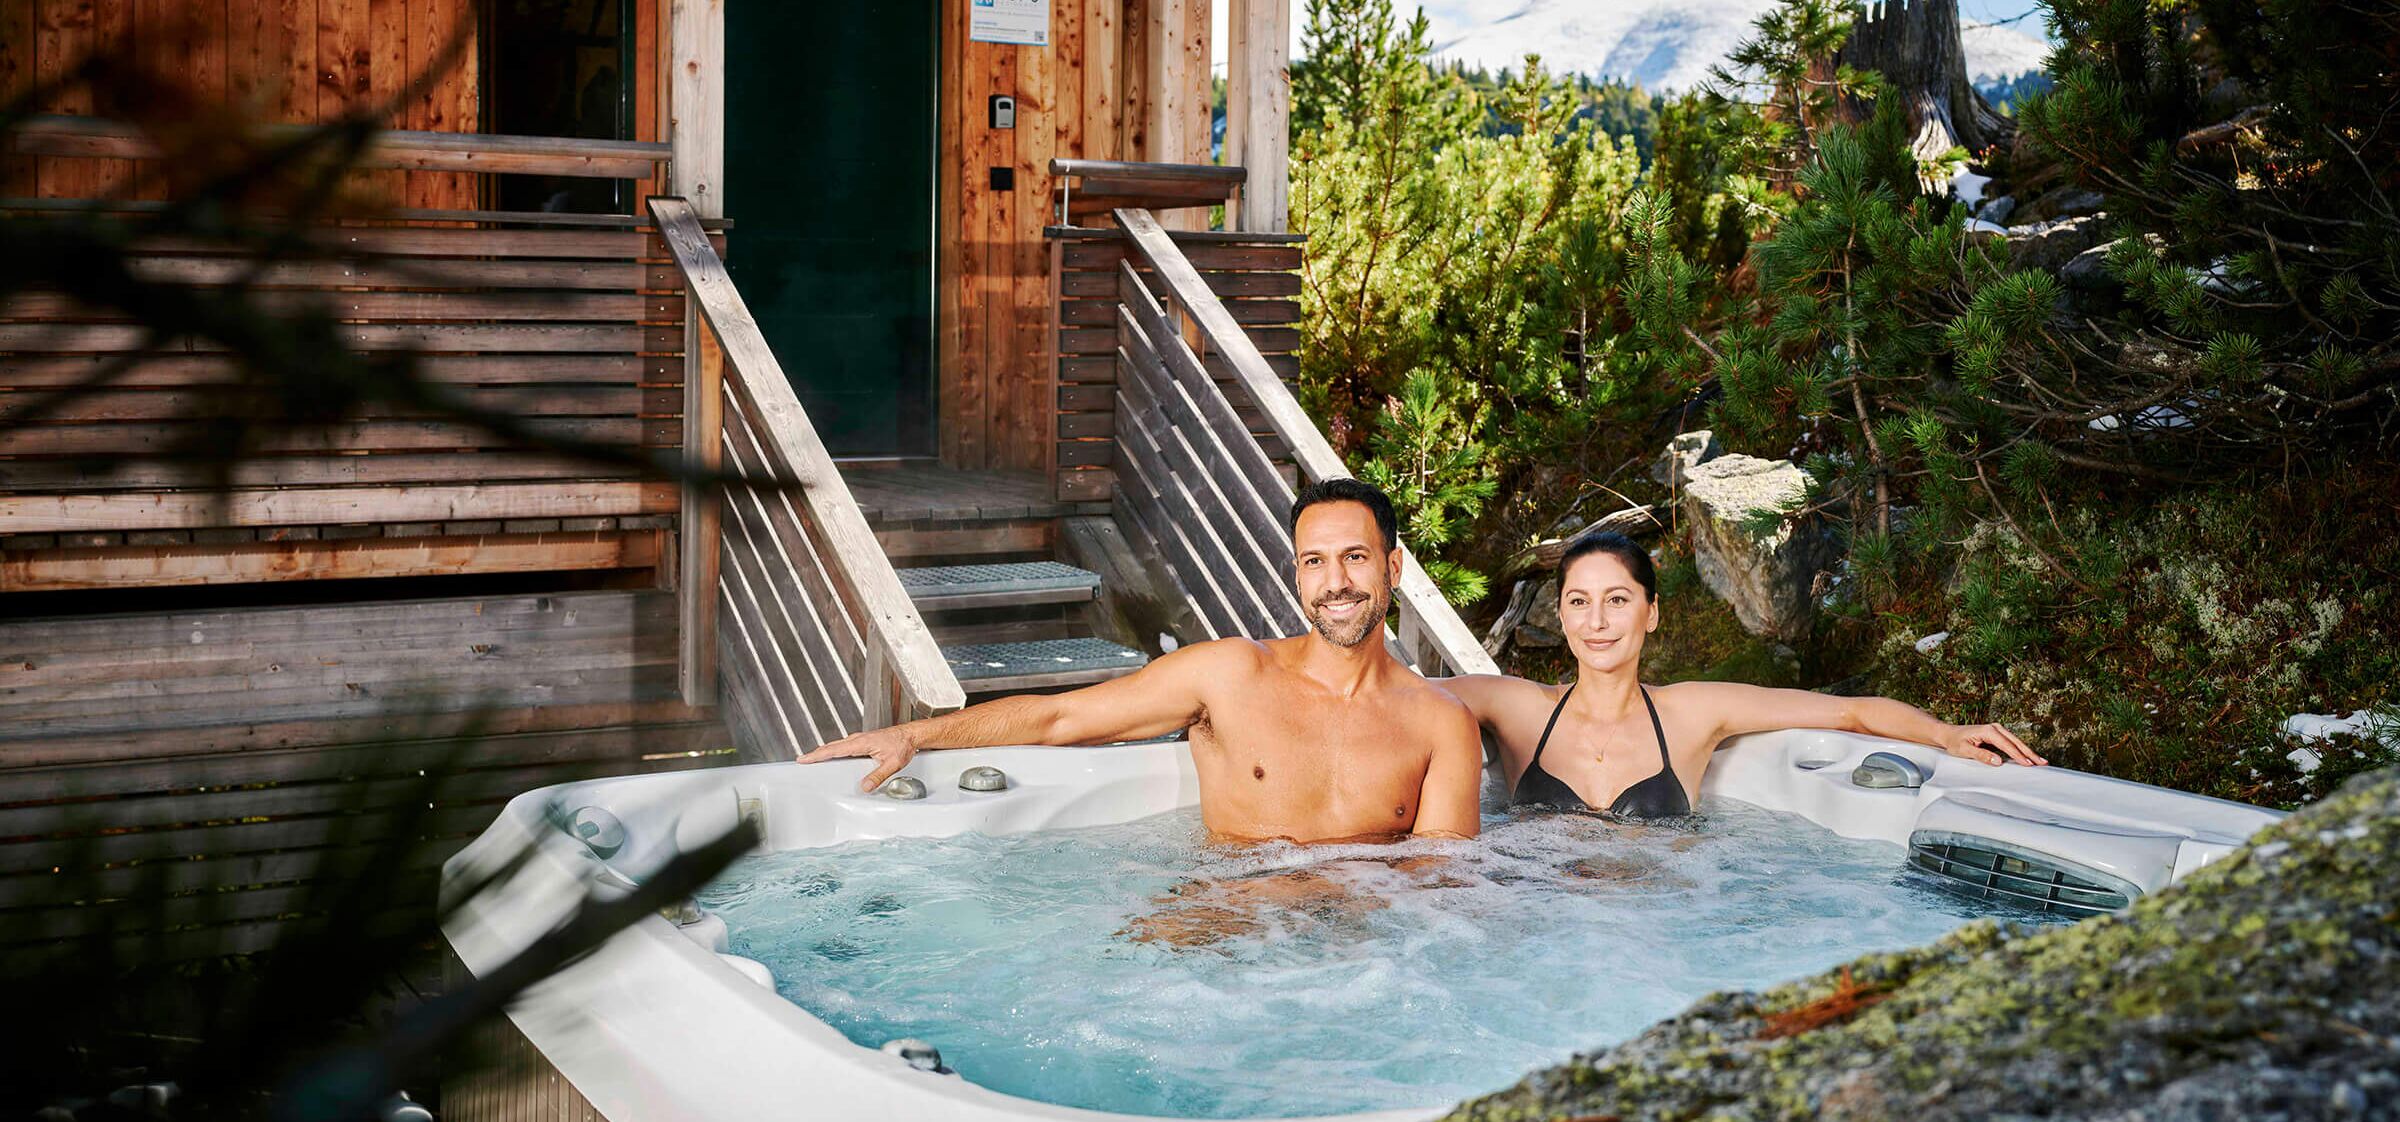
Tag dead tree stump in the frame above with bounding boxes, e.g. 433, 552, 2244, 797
1840, 0, 2014, 179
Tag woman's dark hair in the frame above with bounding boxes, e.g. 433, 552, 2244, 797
1556, 531, 1657, 601
1289, 477, 1401, 554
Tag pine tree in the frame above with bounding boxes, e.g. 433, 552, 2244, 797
1699, 0, 1883, 194
1291, 0, 1644, 604
2011, 0, 2399, 460
1358, 369, 1498, 604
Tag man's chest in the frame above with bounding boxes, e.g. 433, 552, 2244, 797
1191, 710, 1426, 793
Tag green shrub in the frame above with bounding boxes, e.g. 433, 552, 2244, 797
1870, 474, 2400, 806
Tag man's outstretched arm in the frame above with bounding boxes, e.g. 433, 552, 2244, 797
795, 640, 1246, 791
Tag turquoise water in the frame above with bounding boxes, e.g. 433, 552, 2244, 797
696, 800, 2057, 1118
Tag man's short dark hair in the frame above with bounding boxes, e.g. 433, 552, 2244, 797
1289, 477, 1400, 555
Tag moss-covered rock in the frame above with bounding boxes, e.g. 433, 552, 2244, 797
1444, 769, 2400, 1121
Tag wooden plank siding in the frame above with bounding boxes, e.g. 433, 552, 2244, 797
938, 0, 1214, 474
0, 589, 735, 964
0, 214, 716, 586
0, 0, 482, 209
1046, 224, 1306, 501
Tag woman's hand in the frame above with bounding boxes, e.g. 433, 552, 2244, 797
1938, 723, 2046, 767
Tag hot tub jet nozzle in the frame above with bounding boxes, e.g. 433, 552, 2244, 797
882, 1038, 949, 1073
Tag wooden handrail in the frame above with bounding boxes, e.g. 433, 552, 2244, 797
0, 197, 727, 228
11, 115, 672, 180
1055, 160, 1247, 225
1049, 159, 1246, 183
1110, 207, 1500, 677
648, 197, 962, 746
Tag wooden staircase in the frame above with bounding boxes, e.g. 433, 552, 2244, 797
845, 464, 1150, 698
651, 191, 1496, 763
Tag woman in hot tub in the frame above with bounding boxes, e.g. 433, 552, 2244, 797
1440, 531, 2044, 820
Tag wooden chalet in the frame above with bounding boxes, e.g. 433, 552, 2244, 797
0, 1, 1494, 1093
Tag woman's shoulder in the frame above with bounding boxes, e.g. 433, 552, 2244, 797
1644, 679, 1756, 732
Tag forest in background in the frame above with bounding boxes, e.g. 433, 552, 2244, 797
1287, 0, 2399, 808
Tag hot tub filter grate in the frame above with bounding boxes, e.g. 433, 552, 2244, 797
1905, 830, 2140, 916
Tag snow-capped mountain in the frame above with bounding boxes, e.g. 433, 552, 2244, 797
1958, 19, 2054, 82
1419, 0, 2054, 91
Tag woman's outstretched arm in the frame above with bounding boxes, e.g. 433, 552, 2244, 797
1669, 681, 2046, 767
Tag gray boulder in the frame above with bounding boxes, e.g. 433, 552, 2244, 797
1679, 454, 1831, 642
1515, 578, 1563, 649
2060, 237, 2120, 290
2005, 213, 2113, 275
2017, 185, 2106, 225
1974, 193, 2016, 226
1649, 429, 1723, 489
2060, 239, 2130, 314
1444, 766, 2400, 1122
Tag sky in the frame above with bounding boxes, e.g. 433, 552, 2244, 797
1208, 0, 2053, 71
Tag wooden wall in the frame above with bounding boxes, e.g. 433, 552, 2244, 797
0, 0, 485, 208
0, 589, 733, 965
0, 214, 706, 591
939, 0, 1213, 473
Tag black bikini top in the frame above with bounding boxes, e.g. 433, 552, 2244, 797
1511, 683, 1692, 819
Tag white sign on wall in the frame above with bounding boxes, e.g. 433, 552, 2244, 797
969, 0, 1050, 45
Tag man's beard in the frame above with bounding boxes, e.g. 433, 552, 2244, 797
1308, 591, 1388, 649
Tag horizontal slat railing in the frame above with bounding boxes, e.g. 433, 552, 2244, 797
1047, 224, 1306, 501
10, 115, 672, 180
648, 197, 962, 755
1109, 207, 1500, 677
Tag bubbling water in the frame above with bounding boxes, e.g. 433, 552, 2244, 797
696, 800, 2062, 1119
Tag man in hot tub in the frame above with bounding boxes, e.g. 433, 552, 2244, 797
797, 477, 1486, 843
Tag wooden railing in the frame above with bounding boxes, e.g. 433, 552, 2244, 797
1047, 221, 1305, 502
1108, 208, 1499, 677
10, 115, 672, 180
648, 198, 963, 755
1052, 159, 1245, 225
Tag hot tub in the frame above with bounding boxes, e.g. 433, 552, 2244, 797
439, 732, 2280, 1122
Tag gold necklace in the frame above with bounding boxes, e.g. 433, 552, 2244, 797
1587, 717, 1629, 767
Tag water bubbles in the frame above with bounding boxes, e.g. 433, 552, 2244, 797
698, 801, 2062, 1119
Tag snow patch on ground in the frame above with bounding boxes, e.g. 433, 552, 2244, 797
2284, 710, 2386, 744
1952, 170, 1992, 208
2279, 709, 2399, 775
2088, 402, 2196, 432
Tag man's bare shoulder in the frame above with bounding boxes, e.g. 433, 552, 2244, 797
1155, 635, 1274, 681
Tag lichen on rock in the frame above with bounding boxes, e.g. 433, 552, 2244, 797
1442, 768, 2400, 1121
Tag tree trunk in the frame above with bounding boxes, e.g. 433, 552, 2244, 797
1840, 0, 2014, 173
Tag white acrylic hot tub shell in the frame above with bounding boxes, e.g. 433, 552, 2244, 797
440, 733, 2281, 1122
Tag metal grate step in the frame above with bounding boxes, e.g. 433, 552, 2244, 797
900, 562, 1103, 612
1905, 830, 2141, 916
944, 636, 1148, 693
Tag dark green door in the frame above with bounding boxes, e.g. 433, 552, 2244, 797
725, 2, 936, 456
